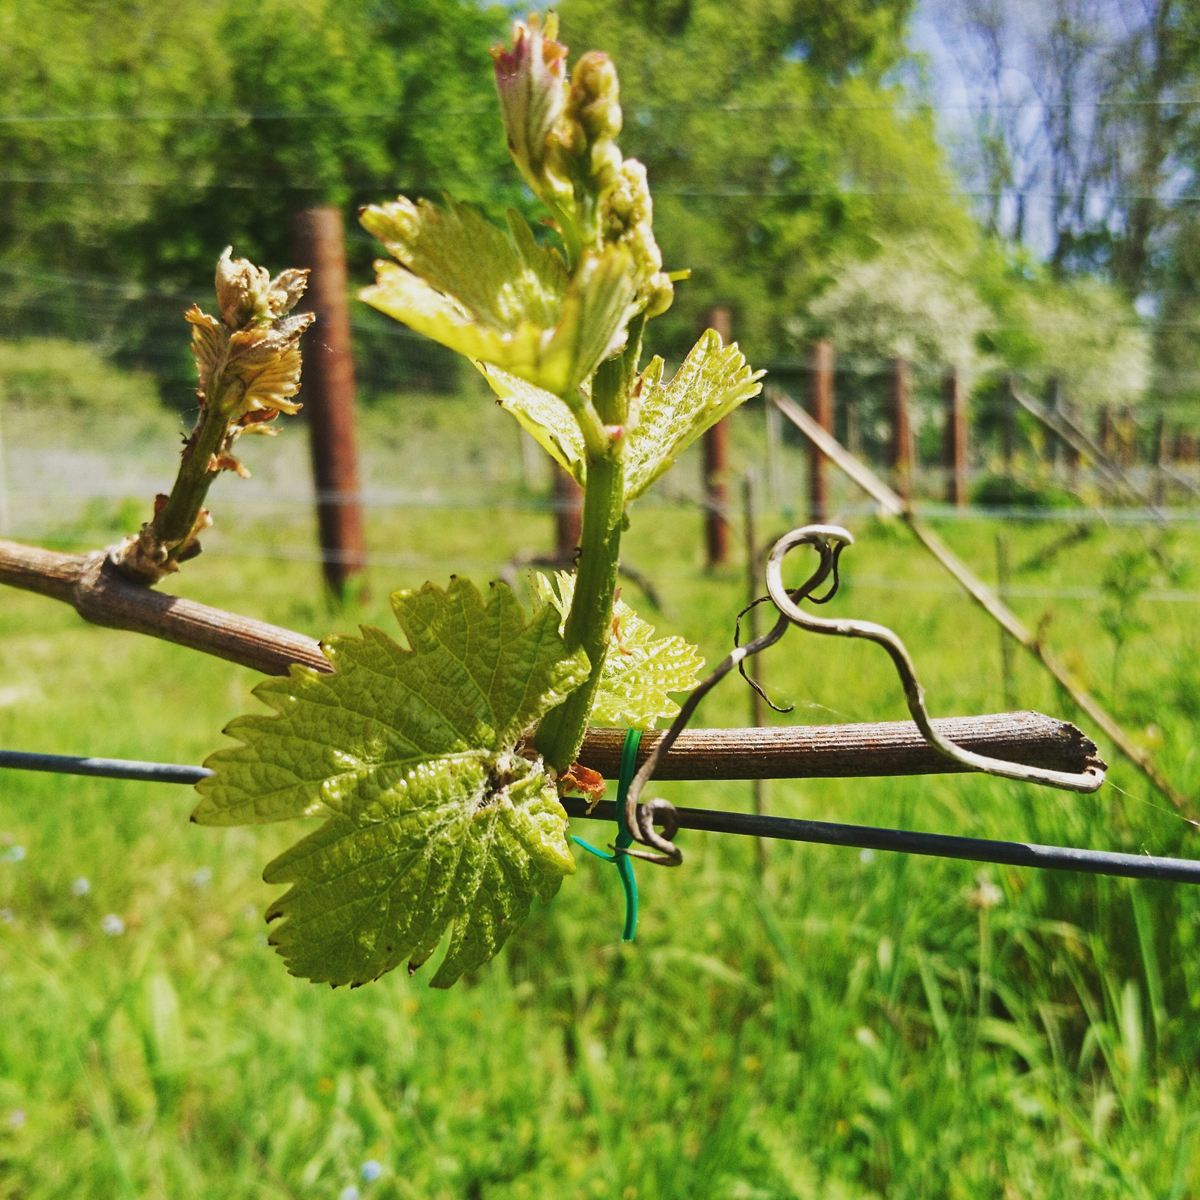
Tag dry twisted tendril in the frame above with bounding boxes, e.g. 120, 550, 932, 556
619, 524, 1105, 868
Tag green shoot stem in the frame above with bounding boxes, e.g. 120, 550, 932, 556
112, 385, 232, 584
534, 453, 624, 772
535, 352, 631, 772
155, 395, 228, 550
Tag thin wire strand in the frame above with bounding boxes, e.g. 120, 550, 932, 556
0, 97, 1197, 124
563, 797, 1200, 886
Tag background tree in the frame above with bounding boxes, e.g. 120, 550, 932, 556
0, 0, 519, 402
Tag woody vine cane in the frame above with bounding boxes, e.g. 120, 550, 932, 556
619, 527, 1105, 867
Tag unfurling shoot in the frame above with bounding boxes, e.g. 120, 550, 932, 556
112, 250, 313, 585
197, 12, 764, 987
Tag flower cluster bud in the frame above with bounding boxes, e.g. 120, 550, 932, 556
549, 51, 623, 200
598, 161, 674, 317
491, 14, 675, 319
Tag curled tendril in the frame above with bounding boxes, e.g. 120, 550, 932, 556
733, 537, 847, 713
618, 524, 1106, 869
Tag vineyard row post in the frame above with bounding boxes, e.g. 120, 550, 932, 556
290, 206, 366, 600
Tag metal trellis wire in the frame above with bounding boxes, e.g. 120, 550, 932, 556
0, 745, 1197, 885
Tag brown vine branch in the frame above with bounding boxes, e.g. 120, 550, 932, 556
0, 540, 328, 678
770, 389, 1193, 818
577, 714, 1101, 779
0, 537, 1105, 782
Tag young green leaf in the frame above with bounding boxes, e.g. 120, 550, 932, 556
478, 363, 586, 485
193, 577, 589, 989
360, 195, 639, 397
479, 330, 764, 504
531, 571, 704, 729
623, 330, 765, 502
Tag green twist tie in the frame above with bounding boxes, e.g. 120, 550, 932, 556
570, 727, 642, 942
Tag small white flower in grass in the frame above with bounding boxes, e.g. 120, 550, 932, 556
101, 914, 126, 937
339, 1188, 361, 1200
361, 1161, 383, 1182
2, 845, 25, 863
191, 866, 212, 887
0, 909, 14, 924
859, 849, 875, 865
71, 877, 90, 897
7, 1109, 24, 1129
969, 871, 1004, 910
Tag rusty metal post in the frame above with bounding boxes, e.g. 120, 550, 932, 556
702, 305, 732, 566
943, 366, 968, 508
807, 341, 834, 522
888, 357, 912, 499
291, 206, 366, 598
552, 464, 583, 562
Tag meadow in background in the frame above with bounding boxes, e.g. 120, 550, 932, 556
0, 385, 1197, 1198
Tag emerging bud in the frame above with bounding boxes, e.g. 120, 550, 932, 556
491, 12, 569, 201
111, 251, 314, 585
214, 247, 308, 329
188, 257, 313, 434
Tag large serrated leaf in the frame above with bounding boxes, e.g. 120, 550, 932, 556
623, 330, 765, 502
531, 571, 704, 729
193, 577, 589, 988
359, 195, 639, 397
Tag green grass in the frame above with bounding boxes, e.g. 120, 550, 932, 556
1, 396, 1200, 1198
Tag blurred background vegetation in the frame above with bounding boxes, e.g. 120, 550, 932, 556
2, 1, 1200, 1197
1, 0, 1195, 418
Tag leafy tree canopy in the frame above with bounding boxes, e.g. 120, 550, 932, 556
0, 0, 519, 289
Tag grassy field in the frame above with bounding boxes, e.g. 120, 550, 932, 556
1, 390, 1199, 1198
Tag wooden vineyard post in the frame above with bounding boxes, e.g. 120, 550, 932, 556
291, 206, 367, 599
943, 366, 968, 508
552, 464, 583, 562
888, 357, 912, 499
702, 305, 732, 566
807, 341, 834, 522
